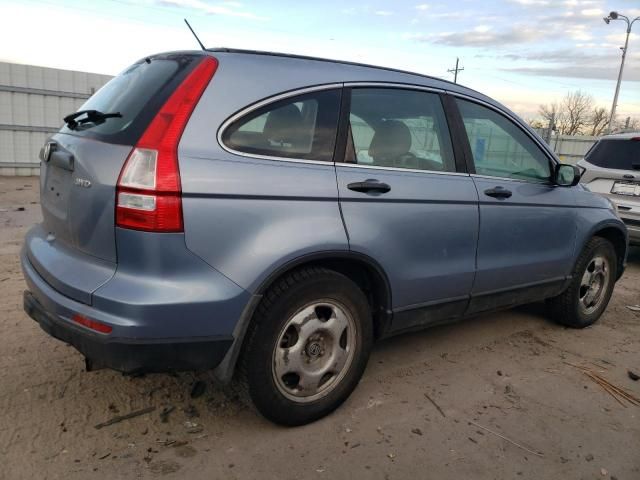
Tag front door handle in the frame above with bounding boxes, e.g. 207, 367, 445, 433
347, 180, 391, 194
484, 186, 512, 199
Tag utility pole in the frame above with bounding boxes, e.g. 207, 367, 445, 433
545, 112, 555, 144
448, 57, 464, 83
603, 11, 639, 134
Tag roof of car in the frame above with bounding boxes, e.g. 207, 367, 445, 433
207, 47, 475, 93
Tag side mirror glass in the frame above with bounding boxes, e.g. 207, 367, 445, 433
555, 164, 580, 187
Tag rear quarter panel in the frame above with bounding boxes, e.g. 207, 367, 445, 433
178, 157, 347, 292
178, 54, 353, 292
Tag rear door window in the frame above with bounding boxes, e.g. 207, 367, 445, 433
456, 99, 551, 182
221, 89, 341, 162
60, 53, 204, 145
347, 88, 456, 172
585, 139, 640, 170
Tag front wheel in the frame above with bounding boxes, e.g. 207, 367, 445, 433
237, 267, 373, 426
547, 237, 617, 328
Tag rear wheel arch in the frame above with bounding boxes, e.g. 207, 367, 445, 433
254, 252, 393, 340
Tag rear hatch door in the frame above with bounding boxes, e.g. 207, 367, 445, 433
30, 52, 206, 303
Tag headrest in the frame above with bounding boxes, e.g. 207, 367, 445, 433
263, 104, 304, 146
368, 120, 411, 165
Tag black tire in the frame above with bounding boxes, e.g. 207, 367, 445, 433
236, 267, 373, 426
547, 237, 617, 328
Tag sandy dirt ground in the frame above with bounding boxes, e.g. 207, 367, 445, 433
1, 176, 639, 480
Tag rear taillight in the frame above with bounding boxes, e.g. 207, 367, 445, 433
72, 314, 113, 334
116, 56, 218, 232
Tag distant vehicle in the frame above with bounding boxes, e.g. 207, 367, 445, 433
579, 132, 640, 245
22, 49, 627, 425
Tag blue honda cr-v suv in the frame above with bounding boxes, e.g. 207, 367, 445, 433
22, 49, 627, 425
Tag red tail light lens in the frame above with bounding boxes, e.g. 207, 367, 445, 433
116, 56, 218, 232
72, 314, 113, 334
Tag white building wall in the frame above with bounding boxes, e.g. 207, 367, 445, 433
0, 62, 112, 176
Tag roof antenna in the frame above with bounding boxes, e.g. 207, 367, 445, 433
184, 18, 206, 50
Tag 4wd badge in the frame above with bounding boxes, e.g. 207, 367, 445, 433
74, 178, 92, 188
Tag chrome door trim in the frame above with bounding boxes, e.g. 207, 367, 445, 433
471, 173, 555, 186
343, 81, 445, 94
338, 162, 469, 177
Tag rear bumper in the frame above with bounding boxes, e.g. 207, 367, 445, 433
21, 226, 253, 373
24, 290, 233, 373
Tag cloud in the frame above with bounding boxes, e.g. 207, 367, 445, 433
504, 65, 640, 81
415, 3, 430, 10
424, 11, 466, 19
409, 26, 539, 47
501, 48, 637, 63
375, 10, 393, 16
605, 32, 639, 45
563, 0, 600, 6
566, 25, 593, 41
155, 0, 264, 19
580, 8, 604, 16
474, 25, 492, 33
510, 0, 551, 6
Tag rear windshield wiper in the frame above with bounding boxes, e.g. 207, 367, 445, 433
63, 109, 122, 130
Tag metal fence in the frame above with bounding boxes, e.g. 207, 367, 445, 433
531, 128, 600, 164
545, 134, 598, 164
0, 62, 111, 176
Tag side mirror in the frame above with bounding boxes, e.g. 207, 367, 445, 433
554, 164, 580, 187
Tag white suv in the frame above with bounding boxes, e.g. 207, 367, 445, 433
579, 132, 640, 245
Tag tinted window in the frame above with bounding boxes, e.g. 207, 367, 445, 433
60, 53, 203, 145
585, 139, 640, 170
347, 88, 456, 172
457, 99, 551, 182
222, 89, 341, 162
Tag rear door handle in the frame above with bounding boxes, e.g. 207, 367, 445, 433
484, 186, 512, 199
347, 180, 391, 194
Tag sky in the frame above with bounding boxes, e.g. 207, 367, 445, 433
1, 0, 639, 121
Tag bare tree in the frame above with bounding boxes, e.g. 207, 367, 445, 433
538, 101, 564, 133
537, 90, 614, 136
528, 118, 545, 129
589, 107, 609, 136
563, 90, 594, 135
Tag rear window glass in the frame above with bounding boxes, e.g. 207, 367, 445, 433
585, 139, 640, 170
221, 89, 342, 162
59, 53, 203, 145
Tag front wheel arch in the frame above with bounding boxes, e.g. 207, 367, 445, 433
590, 225, 627, 280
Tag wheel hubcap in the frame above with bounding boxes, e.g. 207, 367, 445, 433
273, 301, 356, 403
579, 255, 611, 315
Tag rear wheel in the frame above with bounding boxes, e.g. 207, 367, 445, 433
237, 267, 373, 426
547, 237, 617, 328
